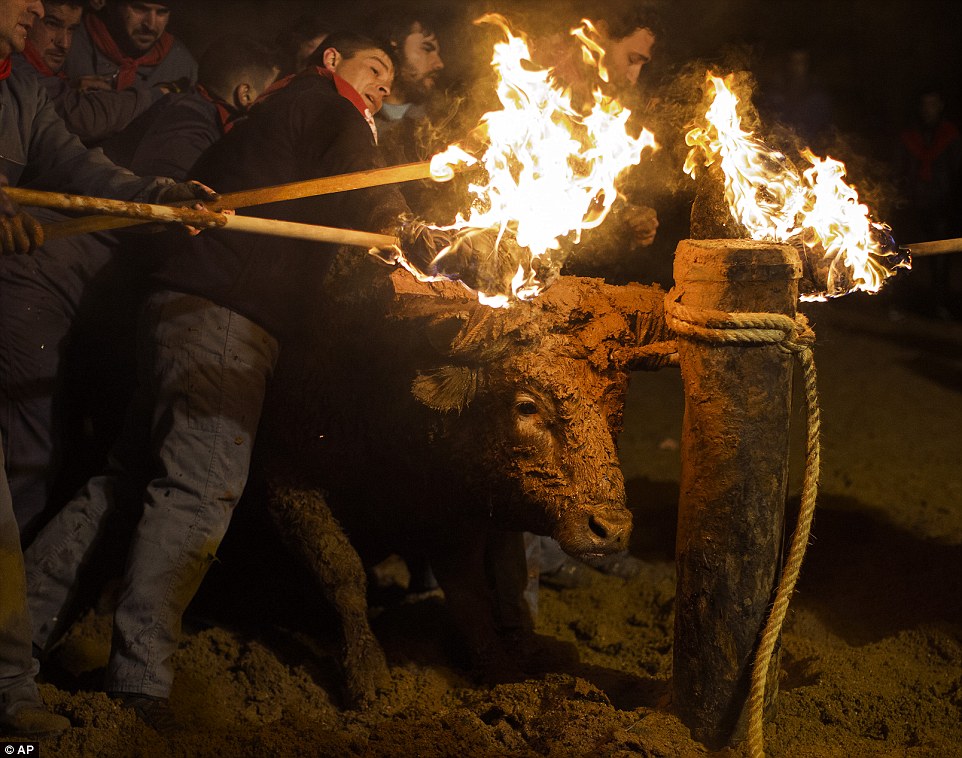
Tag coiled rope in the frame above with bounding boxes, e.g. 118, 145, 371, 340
665, 291, 821, 758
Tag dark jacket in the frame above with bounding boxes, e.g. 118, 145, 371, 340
0, 64, 171, 199
152, 72, 408, 341
12, 53, 163, 145
102, 89, 223, 179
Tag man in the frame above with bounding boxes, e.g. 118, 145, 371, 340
370, 6, 444, 142
523, 2, 666, 597
896, 86, 962, 320
536, 2, 662, 275
63, 0, 196, 91
0, 0, 214, 545
0, 172, 63, 737
40, 35, 278, 519
24, 32, 423, 730
15, 0, 173, 143
0, 0, 207, 737
21, 0, 77, 75
367, 6, 455, 222
103, 34, 279, 178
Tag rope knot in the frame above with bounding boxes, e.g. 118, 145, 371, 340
664, 288, 814, 356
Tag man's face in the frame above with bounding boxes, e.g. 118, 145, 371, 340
396, 22, 443, 103
0, 0, 43, 57
28, 2, 81, 72
114, 1, 169, 55
330, 46, 394, 114
602, 26, 655, 87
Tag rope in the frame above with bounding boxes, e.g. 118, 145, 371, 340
665, 290, 821, 758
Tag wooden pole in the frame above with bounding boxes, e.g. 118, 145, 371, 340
222, 215, 396, 248
902, 237, 962, 256
5, 187, 398, 249
671, 238, 801, 749
6, 187, 227, 226
32, 161, 440, 241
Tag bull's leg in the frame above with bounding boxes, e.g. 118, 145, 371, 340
483, 530, 533, 636
265, 477, 389, 708
428, 535, 522, 683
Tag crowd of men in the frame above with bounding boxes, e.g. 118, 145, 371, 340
0, 0, 663, 738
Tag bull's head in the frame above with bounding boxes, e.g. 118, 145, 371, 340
396, 274, 670, 560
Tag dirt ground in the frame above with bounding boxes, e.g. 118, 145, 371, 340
27, 281, 962, 757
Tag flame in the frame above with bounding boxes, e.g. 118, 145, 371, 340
393, 14, 657, 307
684, 72, 904, 299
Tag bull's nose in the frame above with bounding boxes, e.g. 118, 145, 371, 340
587, 509, 631, 548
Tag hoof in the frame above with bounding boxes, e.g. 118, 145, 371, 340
342, 633, 390, 709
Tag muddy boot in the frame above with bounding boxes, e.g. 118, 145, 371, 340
0, 695, 70, 738
111, 693, 178, 734
540, 555, 593, 589
587, 550, 642, 580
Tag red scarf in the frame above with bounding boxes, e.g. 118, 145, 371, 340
901, 120, 961, 183
0, 56, 11, 81
256, 66, 378, 142
195, 84, 239, 134
84, 11, 173, 90
22, 40, 67, 79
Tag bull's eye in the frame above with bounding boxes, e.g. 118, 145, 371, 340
516, 399, 539, 416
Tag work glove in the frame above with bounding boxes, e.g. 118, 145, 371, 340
620, 203, 659, 248
0, 180, 44, 255
153, 179, 219, 206
0, 210, 44, 255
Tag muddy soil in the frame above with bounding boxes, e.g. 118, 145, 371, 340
26, 293, 962, 757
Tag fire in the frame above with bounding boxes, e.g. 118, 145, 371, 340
396, 14, 657, 307
684, 72, 904, 300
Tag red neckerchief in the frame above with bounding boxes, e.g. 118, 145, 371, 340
255, 66, 378, 142
84, 11, 174, 90
22, 40, 67, 79
0, 56, 11, 81
195, 84, 239, 134
901, 120, 961, 183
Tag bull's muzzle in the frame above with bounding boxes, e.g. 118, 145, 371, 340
557, 503, 632, 558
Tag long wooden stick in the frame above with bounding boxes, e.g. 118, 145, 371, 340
223, 215, 396, 247
902, 238, 962, 257
6, 187, 398, 249
36, 161, 440, 241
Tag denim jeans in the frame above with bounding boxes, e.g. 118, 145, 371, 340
25, 290, 279, 698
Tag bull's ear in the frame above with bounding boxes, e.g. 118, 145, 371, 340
411, 366, 479, 412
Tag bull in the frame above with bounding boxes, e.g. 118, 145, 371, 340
257, 252, 669, 707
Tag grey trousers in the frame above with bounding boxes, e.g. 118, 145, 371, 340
0, 440, 41, 711
25, 290, 279, 698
